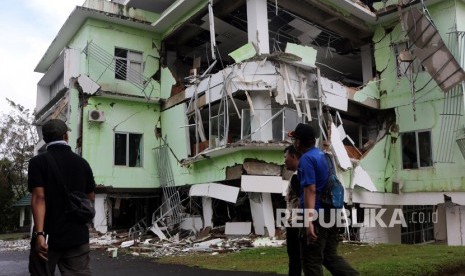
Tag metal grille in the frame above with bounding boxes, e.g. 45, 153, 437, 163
83, 41, 151, 99
435, 31, 464, 163
153, 144, 184, 226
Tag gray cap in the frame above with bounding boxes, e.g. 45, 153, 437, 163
42, 119, 68, 143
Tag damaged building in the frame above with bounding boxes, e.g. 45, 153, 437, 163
32, 0, 465, 245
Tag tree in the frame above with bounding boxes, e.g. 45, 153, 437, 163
0, 98, 38, 199
0, 158, 20, 232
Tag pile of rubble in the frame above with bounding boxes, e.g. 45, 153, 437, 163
0, 239, 30, 252
90, 229, 286, 258
0, 229, 286, 258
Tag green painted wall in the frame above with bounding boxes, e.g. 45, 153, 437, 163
82, 97, 160, 188
68, 19, 162, 99
365, 0, 465, 193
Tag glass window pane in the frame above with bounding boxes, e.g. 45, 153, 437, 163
418, 131, 432, 167
128, 51, 142, 62
402, 132, 418, 169
129, 62, 143, 84
114, 133, 127, 166
129, 62, 142, 74
128, 134, 143, 167
115, 48, 127, 58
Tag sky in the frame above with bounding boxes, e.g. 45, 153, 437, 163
0, 0, 84, 115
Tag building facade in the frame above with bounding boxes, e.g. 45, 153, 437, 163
33, 0, 465, 245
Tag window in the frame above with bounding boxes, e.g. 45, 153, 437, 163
393, 42, 425, 78
114, 48, 143, 82
114, 133, 143, 167
401, 130, 433, 169
401, 205, 435, 244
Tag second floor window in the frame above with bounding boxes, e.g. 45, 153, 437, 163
114, 48, 143, 82
114, 132, 143, 167
401, 130, 433, 169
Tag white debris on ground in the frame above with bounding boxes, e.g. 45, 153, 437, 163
0, 230, 286, 258
252, 237, 286, 247
89, 229, 286, 258
0, 239, 30, 252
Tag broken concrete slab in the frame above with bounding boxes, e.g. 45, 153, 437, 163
225, 222, 252, 235
189, 183, 240, 203
228, 43, 257, 63
285, 43, 317, 68
353, 165, 378, 192
241, 175, 287, 194
77, 74, 100, 95
330, 122, 352, 170
321, 77, 348, 112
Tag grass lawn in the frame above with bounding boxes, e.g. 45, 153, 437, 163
157, 243, 465, 275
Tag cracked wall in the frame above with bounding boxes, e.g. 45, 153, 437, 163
83, 97, 160, 189
70, 18, 162, 99
363, 0, 465, 194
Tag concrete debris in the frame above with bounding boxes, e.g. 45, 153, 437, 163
89, 231, 120, 248
0, 239, 30, 252
0, 231, 286, 258
87, 228, 285, 258
252, 237, 286, 247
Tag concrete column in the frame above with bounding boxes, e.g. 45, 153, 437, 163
361, 44, 373, 84
94, 194, 108, 233
19, 207, 25, 227
202, 197, 213, 228
249, 192, 276, 237
64, 48, 81, 85
445, 205, 465, 245
250, 92, 273, 142
434, 204, 447, 242
246, 0, 269, 54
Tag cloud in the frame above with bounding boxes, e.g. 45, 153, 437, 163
0, 0, 83, 115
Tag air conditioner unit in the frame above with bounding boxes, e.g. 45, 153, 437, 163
88, 110, 105, 122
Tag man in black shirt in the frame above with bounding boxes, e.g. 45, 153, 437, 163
284, 145, 302, 276
28, 119, 96, 276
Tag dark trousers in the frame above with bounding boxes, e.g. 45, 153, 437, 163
286, 227, 302, 276
29, 240, 91, 276
299, 223, 359, 276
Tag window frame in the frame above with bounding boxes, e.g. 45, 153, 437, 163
114, 47, 143, 82
113, 132, 144, 167
401, 129, 433, 170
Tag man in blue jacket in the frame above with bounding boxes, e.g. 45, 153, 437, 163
289, 123, 358, 276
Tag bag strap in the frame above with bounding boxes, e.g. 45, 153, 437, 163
44, 152, 70, 196
325, 153, 336, 176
